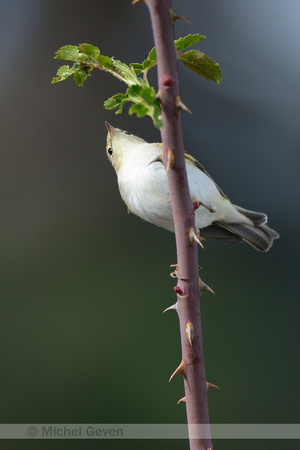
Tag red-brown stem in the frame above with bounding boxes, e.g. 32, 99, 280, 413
146, 1, 212, 449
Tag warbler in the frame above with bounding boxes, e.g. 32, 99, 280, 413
105, 122, 279, 252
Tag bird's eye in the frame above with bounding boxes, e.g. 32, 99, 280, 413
124, 131, 132, 135
107, 147, 113, 156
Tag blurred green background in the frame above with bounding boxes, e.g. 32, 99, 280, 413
1, 1, 299, 449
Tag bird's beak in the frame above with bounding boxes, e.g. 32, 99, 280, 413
105, 121, 117, 137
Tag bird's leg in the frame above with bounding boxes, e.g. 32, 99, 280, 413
189, 227, 205, 249
192, 197, 216, 213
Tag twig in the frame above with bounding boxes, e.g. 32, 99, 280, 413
145, 1, 212, 449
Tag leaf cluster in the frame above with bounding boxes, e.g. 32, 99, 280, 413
52, 35, 222, 128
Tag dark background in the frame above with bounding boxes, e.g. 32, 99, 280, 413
1, 1, 299, 449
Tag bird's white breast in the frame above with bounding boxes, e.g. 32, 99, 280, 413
117, 145, 175, 230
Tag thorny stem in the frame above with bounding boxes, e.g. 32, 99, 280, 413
145, 1, 212, 449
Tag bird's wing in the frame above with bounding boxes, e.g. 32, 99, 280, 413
184, 153, 229, 200
152, 150, 229, 200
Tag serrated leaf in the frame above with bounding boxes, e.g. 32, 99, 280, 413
126, 84, 143, 102
54, 45, 79, 61
115, 103, 125, 114
126, 85, 162, 128
130, 63, 144, 76
149, 101, 162, 129
142, 60, 151, 70
174, 34, 206, 52
78, 43, 100, 59
78, 53, 89, 62
152, 112, 162, 129
111, 59, 140, 85
148, 47, 156, 61
97, 55, 113, 69
178, 50, 222, 84
104, 93, 127, 110
139, 47, 157, 73
104, 92, 130, 115
51, 64, 78, 83
129, 103, 148, 118
143, 59, 157, 73
140, 86, 156, 103
73, 67, 92, 87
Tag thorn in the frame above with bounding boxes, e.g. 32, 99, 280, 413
189, 227, 205, 249
163, 303, 178, 314
177, 396, 186, 404
199, 278, 216, 296
185, 321, 194, 346
206, 381, 220, 391
169, 359, 186, 382
169, 7, 191, 26
132, 0, 146, 5
166, 148, 175, 173
175, 95, 192, 116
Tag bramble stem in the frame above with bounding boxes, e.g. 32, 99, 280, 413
146, 1, 212, 449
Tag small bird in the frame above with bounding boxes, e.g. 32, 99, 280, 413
105, 122, 279, 252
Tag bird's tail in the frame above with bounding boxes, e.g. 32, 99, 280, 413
201, 206, 279, 252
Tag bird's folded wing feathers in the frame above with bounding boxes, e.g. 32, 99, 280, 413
213, 221, 278, 252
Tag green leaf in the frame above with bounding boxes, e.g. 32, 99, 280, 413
54, 45, 79, 61
149, 102, 162, 129
129, 103, 148, 118
143, 58, 156, 72
147, 47, 156, 61
73, 66, 92, 87
140, 86, 156, 103
111, 59, 140, 85
52, 61, 92, 87
126, 84, 143, 102
104, 93, 128, 110
77, 53, 89, 63
174, 34, 206, 52
114, 103, 126, 115
52, 36, 221, 126
78, 43, 100, 59
52, 64, 78, 83
139, 35, 206, 80
178, 49, 222, 84
126, 85, 162, 129
130, 63, 144, 76
139, 47, 157, 73
97, 55, 113, 69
